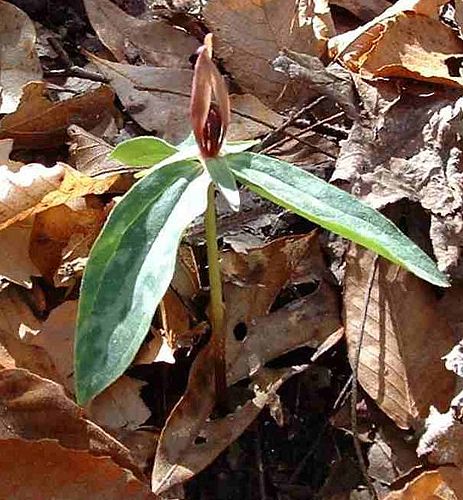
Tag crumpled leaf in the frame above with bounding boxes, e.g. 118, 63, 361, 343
344, 246, 455, 429
0, 368, 144, 479
328, 0, 463, 88
0, 439, 155, 499
89, 376, 150, 432
0, 161, 117, 232
0, 217, 40, 288
385, 467, 463, 500
84, 0, 199, 66
152, 234, 341, 493
333, 80, 463, 277
0, 82, 117, 149
0, 1, 42, 114
204, 0, 322, 109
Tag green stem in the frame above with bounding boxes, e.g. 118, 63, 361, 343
205, 183, 226, 398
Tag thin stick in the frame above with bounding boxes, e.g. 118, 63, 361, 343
351, 255, 379, 500
204, 184, 227, 401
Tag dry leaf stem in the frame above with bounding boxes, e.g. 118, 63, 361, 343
351, 254, 378, 500
205, 184, 227, 401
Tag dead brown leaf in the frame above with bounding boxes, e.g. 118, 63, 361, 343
344, 246, 455, 429
385, 467, 463, 500
151, 234, 341, 493
29, 201, 106, 284
332, 81, 463, 278
328, 0, 463, 88
0, 81, 117, 149
0, 217, 40, 287
89, 376, 150, 432
0, 368, 145, 479
329, 0, 391, 22
0, 161, 117, 232
84, 0, 199, 66
204, 0, 321, 109
0, 1, 42, 114
0, 439, 155, 499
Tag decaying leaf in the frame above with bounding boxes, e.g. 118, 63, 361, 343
333, 80, 463, 277
0, 161, 117, 232
0, 82, 117, 149
0, 1, 42, 114
0, 439, 155, 498
204, 0, 321, 109
385, 467, 463, 500
84, 0, 199, 66
0, 218, 40, 288
152, 234, 341, 493
0, 368, 144, 479
89, 376, 150, 432
344, 246, 455, 429
328, 0, 463, 88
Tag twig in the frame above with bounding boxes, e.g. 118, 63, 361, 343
255, 422, 267, 500
351, 255, 379, 500
45, 38, 109, 83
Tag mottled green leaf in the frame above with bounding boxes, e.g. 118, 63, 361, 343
110, 136, 177, 166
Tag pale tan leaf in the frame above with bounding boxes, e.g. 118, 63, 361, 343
0, 368, 144, 479
0, 1, 42, 114
152, 234, 341, 493
0, 439, 155, 499
384, 467, 463, 500
89, 376, 150, 432
0, 81, 117, 149
344, 246, 455, 429
328, 0, 463, 88
0, 218, 40, 288
0, 161, 117, 232
84, 0, 199, 66
204, 0, 319, 109
0, 343, 15, 369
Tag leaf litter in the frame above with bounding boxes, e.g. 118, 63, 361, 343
1, 0, 463, 498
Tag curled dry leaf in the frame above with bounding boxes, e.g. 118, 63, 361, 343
0, 368, 144, 479
0, 439, 155, 499
84, 0, 199, 66
0, 0, 42, 114
328, 0, 463, 88
344, 246, 455, 429
0, 217, 40, 288
333, 81, 463, 277
152, 234, 341, 493
384, 467, 463, 500
0, 82, 117, 149
89, 376, 150, 432
0, 161, 117, 232
204, 0, 324, 109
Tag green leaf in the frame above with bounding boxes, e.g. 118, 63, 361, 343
75, 162, 210, 405
227, 152, 449, 288
205, 157, 240, 211
222, 139, 259, 154
110, 136, 177, 166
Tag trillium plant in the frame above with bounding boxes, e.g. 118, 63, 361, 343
75, 35, 449, 405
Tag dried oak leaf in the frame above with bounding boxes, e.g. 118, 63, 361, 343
152, 234, 341, 493
333, 81, 463, 277
0, 81, 117, 149
344, 246, 455, 429
385, 467, 463, 500
204, 0, 324, 109
0, 1, 42, 114
0, 217, 40, 288
0, 439, 155, 499
0, 161, 117, 232
84, 0, 199, 66
328, 0, 463, 88
0, 368, 144, 480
